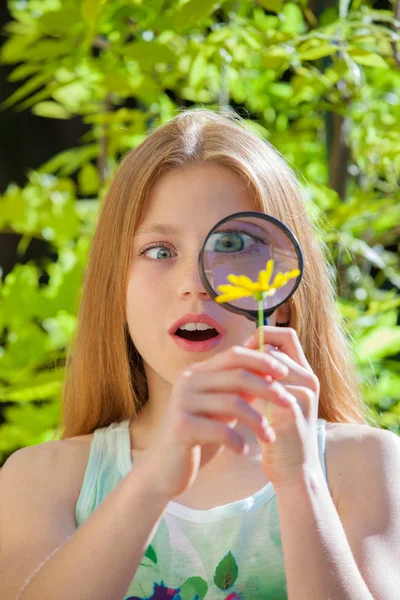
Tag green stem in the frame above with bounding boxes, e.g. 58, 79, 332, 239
258, 298, 270, 424
258, 299, 263, 352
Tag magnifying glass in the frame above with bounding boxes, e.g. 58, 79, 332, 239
198, 211, 304, 327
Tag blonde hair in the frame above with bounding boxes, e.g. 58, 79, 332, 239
56, 107, 369, 440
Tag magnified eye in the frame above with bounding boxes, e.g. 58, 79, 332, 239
205, 230, 263, 253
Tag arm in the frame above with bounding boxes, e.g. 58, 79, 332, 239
274, 428, 400, 600
16, 457, 170, 600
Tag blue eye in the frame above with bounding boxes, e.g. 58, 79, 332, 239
205, 229, 265, 256
139, 245, 175, 261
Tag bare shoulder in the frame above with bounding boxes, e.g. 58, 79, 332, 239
1, 433, 94, 507
324, 421, 400, 514
51, 433, 95, 505
0, 435, 95, 599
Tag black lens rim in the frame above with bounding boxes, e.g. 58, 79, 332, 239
198, 211, 304, 323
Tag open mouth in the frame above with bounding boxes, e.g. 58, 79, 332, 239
174, 328, 219, 341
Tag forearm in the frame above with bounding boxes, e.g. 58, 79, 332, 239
274, 466, 373, 600
17, 460, 170, 600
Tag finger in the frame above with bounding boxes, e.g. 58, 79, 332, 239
187, 369, 296, 409
192, 393, 271, 443
187, 345, 289, 380
179, 413, 250, 455
260, 346, 316, 387
244, 326, 310, 370
284, 385, 318, 419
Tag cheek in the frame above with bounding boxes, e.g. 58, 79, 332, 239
234, 317, 256, 342
125, 272, 169, 341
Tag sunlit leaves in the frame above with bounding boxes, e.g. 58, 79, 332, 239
32, 101, 72, 119
346, 47, 389, 68
355, 328, 400, 364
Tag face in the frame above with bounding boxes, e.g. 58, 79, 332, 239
126, 163, 284, 387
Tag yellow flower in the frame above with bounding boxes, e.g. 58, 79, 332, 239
215, 259, 300, 303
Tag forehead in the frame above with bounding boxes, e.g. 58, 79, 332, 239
140, 163, 256, 226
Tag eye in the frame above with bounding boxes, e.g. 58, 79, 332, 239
139, 245, 175, 261
205, 230, 265, 253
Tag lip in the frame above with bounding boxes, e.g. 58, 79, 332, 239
168, 312, 227, 353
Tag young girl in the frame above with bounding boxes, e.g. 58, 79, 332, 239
1, 108, 399, 600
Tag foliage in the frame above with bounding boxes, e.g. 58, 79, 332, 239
0, 0, 399, 461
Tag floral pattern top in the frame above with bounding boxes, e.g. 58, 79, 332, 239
75, 419, 328, 600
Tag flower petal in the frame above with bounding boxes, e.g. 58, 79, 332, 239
217, 284, 237, 293
227, 274, 259, 291
215, 288, 253, 303
264, 259, 274, 283
259, 269, 271, 289
216, 284, 253, 297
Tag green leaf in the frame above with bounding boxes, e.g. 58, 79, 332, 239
214, 551, 238, 590
340, 234, 386, 269
258, 0, 283, 14
180, 577, 208, 600
300, 44, 338, 60
175, 0, 222, 31
81, 0, 108, 29
281, 3, 306, 34
39, 145, 99, 176
269, 82, 292, 98
32, 101, 72, 119
38, 6, 83, 34
0, 376, 63, 402
0, 34, 38, 64
22, 40, 72, 62
8, 63, 40, 82
0, 72, 53, 110
52, 81, 92, 113
143, 544, 157, 564
355, 328, 400, 363
263, 48, 291, 69
189, 51, 208, 88
78, 163, 100, 195
346, 48, 388, 68
123, 41, 176, 69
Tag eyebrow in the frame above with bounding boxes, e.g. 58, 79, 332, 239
135, 223, 181, 237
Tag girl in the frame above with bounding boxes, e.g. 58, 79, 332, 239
1, 108, 399, 600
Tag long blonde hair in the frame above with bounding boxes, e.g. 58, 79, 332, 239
56, 107, 369, 440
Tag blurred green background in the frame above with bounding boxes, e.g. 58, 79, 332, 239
0, 0, 399, 465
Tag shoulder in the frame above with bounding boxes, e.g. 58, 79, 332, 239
1, 434, 94, 507
324, 421, 400, 515
53, 435, 95, 504
324, 422, 400, 595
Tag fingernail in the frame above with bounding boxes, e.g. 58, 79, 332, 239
261, 421, 274, 443
261, 417, 270, 430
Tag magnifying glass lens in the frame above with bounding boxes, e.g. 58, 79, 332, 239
201, 215, 301, 313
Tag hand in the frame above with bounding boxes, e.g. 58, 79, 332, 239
243, 326, 321, 488
142, 345, 295, 500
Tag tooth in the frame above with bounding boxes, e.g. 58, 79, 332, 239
179, 323, 197, 331
178, 322, 214, 331
196, 323, 213, 331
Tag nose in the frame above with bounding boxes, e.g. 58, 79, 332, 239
176, 253, 210, 300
